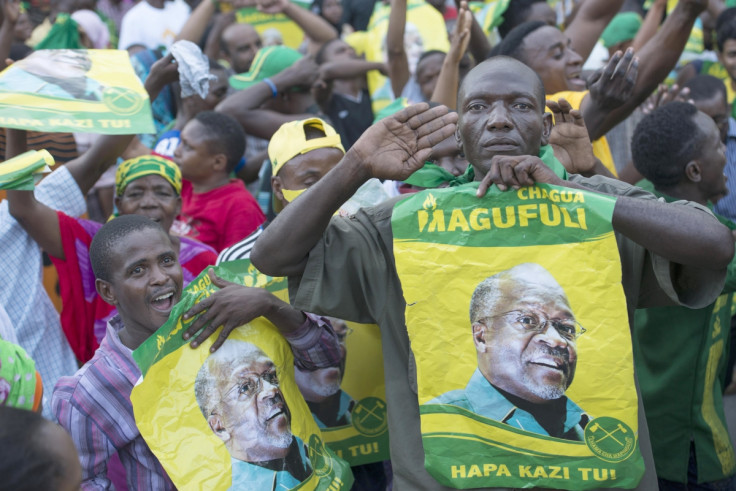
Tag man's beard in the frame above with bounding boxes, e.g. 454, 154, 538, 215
521, 346, 574, 401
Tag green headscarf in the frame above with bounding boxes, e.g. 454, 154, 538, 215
404, 144, 568, 188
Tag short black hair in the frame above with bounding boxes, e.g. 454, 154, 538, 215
193, 111, 247, 173
499, 0, 548, 38
468, 55, 546, 110
632, 102, 704, 187
683, 74, 728, 103
90, 214, 165, 282
716, 8, 736, 52
417, 49, 446, 68
0, 406, 66, 491
315, 38, 340, 65
492, 21, 548, 62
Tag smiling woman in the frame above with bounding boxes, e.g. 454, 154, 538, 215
47, 156, 217, 363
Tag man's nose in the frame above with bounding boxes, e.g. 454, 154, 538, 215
536, 323, 568, 348
259, 379, 279, 401
486, 104, 513, 130
149, 264, 169, 285
567, 46, 583, 66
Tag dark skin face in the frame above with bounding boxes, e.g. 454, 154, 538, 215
321, 39, 358, 62
457, 59, 552, 177
518, 26, 585, 94
115, 175, 182, 233
692, 111, 728, 204
321, 0, 343, 26
222, 24, 263, 74
272, 147, 344, 209
718, 38, 736, 88
693, 91, 729, 143
416, 52, 445, 102
96, 228, 183, 350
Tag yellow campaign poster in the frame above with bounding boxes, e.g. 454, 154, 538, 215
131, 266, 353, 490
218, 260, 390, 466
0, 49, 154, 134
391, 183, 645, 489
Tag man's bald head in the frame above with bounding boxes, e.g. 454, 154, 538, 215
456, 56, 551, 174
458, 57, 546, 116
221, 23, 262, 74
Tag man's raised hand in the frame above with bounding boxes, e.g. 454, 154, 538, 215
349, 103, 458, 181
547, 98, 596, 175
588, 48, 639, 111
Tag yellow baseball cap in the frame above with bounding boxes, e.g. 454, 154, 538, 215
269, 118, 345, 213
268, 118, 344, 177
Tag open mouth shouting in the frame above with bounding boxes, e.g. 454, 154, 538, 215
150, 289, 178, 314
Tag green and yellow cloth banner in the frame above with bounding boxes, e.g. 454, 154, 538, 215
0, 149, 53, 190
0, 49, 154, 134
131, 264, 353, 490
391, 183, 645, 489
217, 260, 391, 467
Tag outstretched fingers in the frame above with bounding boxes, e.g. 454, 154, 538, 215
415, 112, 459, 150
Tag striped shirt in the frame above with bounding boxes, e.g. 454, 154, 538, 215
0, 166, 83, 420
216, 226, 262, 264
53, 314, 341, 490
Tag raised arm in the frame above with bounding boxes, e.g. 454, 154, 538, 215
431, 2, 471, 109
251, 103, 458, 277
216, 56, 319, 139
175, 0, 217, 43
632, 0, 666, 52
7, 55, 179, 260
454, 0, 491, 63
477, 155, 733, 272
386, 0, 410, 99
0, 0, 20, 67
319, 59, 386, 81
565, 0, 626, 62
257, 0, 337, 44
582, 0, 707, 140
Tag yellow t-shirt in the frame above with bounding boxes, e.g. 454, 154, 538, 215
547, 90, 618, 177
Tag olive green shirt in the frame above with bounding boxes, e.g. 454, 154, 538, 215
289, 175, 725, 491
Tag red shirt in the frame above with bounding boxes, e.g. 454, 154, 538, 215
174, 179, 265, 252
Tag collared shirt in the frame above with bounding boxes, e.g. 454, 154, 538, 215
0, 166, 83, 419
52, 314, 339, 490
52, 317, 175, 491
230, 437, 312, 491
429, 369, 589, 440
714, 117, 736, 221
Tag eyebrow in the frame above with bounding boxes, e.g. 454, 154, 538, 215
123, 250, 176, 272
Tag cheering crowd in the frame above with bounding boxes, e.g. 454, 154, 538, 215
1, 0, 736, 489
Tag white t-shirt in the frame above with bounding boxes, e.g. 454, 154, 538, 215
118, 0, 190, 50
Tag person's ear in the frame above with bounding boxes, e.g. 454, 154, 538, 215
473, 322, 488, 353
540, 111, 553, 146
96, 278, 117, 306
685, 160, 702, 183
208, 414, 230, 443
113, 195, 121, 211
271, 175, 285, 203
455, 126, 463, 153
212, 153, 228, 173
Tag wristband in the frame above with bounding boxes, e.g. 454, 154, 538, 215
234, 156, 246, 174
263, 78, 278, 98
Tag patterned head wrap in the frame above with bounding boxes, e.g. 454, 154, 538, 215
115, 155, 182, 197
0, 338, 42, 411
